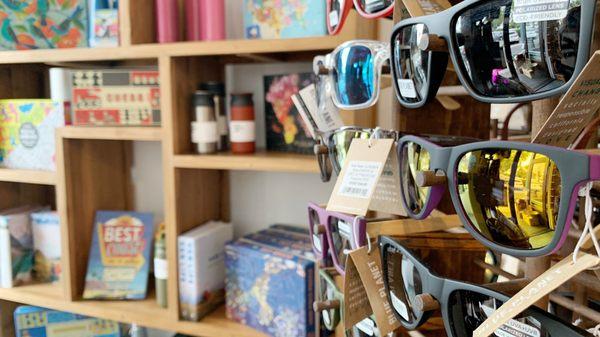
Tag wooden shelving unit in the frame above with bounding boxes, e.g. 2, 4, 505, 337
0, 2, 376, 337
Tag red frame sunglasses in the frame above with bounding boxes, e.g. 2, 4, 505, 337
326, 0, 394, 35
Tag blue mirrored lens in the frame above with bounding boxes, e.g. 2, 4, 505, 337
333, 45, 374, 106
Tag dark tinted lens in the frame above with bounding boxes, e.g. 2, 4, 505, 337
328, 0, 344, 31
454, 0, 581, 97
309, 208, 324, 254
356, 0, 394, 14
400, 142, 431, 214
448, 289, 579, 337
330, 130, 371, 172
456, 149, 561, 250
393, 24, 430, 104
383, 245, 423, 325
330, 217, 353, 270
333, 45, 375, 106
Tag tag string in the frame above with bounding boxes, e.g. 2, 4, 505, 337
573, 182, 600, 267
368, 127, 383, 148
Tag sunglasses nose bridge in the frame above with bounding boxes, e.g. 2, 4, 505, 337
413, 293, 440, 312
415, 169, 447, 187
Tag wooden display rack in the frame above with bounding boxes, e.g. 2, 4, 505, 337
0, 3, 377, 337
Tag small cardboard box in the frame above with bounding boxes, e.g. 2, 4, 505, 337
14, 306, 120, 337
244, 0, 326, 39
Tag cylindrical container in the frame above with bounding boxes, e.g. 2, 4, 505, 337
156, 0, 180, 43
185, 0, 202, 41
192, 90, 218, 154
199, 0, 225, 40
199, 82, 228, 151
229, 93, 255, 154
154, 223, 167, 308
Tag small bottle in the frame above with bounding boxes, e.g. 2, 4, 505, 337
185, 0, 202, 41
154, 223, 167, 308
199, 0, 225, 40
229, 93, 255, 154
199, 82, 228, 151
191, 90, 218, 154
156, 0, 180, 43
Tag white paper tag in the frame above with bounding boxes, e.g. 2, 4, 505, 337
191, 121, 219, 143
329, 10, 339, 26
398, 79, 418, 99
338, 220, 353, 239
154, 258, 168, 280
229, 121, 255, 142
481, 305, 541, 337
338, 161, 383, 199
390, 292, 410, 321
512, 0, 570, 23
355, 317, 376, 336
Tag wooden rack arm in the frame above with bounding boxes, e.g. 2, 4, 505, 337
366, 214, 461, 237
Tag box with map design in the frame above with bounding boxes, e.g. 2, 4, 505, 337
0, 100, 65, 171
243, 0, 326, 39
225, 231, 315, 337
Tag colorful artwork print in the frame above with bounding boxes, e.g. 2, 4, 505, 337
244, 0, 326, 39
264, 73, 315, 154
0, 0, 88, 50
83, 211, 154, 300
0, 100, 64, 171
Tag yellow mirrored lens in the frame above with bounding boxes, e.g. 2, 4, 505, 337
332, 130, 370, 168
401, 142, 431, 213
457, 149, 561, 250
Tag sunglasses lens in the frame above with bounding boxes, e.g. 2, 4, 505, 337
328, 0, 344, 32
309, 208, 324, 255
447, 290, 566, 337
383, 245, 423, 325
331, 130, 371, 172
393, 24, 430, 104
319, 273, 337, 330
333, 45, 375, 106
356, 0, 394, 14
454, 0, 581, 98
329, 217, 354, 271
456, 149, 561, 250
400, 142, 431, 214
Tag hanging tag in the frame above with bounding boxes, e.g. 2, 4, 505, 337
473, 252, 600, 337
298, 84, 344, 133
402, 0, 451, 17
348, 247, 401, 336
369, 143, 407, 216
533, 51, 600, 147
327, 139, 394, 216
343, 251, 373, 329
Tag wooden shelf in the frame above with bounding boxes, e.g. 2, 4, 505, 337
172, 151, 319, 173
0, 168, 56, 185
0, 35, 349, 64
0, 283, 265, 337
58, 126, 163, 141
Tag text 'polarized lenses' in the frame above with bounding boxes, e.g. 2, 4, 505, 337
394, 24, 431, 104
456, 149, 561, 250
401, 142, 431, 214
333, 45, 375, 106
447, 290, 572, 337
383, 245, 423, 325
454, 0, 581, 98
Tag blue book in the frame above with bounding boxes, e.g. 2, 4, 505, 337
82, 211, 154, 300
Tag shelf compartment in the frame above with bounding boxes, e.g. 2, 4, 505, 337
173, 152, 319, 173
58, 127, 163, 141
0, 283, 265, 337
0, 169, 56, 185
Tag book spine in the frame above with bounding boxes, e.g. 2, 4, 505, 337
0, 217, 12, 288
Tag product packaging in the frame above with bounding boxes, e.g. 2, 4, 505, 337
82, 211, 154, 300
229, 93, 255, 154
71, 69, 161, 126
264, 73, 316, 154
0, 100, 65, 171
31, 211, 61, 283
89, 0, 119, 47
178, 221, 232, 321
225, 225, 315, 337
154, 222, 168, 308
156, 0, 180, 43
243, 0, 326, 39
14, 306, 120, 337
0, 0, 88, 50
191, 90, 218, 154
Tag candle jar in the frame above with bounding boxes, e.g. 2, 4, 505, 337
229, 93, 256, 154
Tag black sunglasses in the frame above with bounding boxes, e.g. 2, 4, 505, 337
391, 0, 596, 108
378, 235, 592, 337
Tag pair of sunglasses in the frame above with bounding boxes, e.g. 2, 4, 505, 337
327, 0, 394, 35
315, 268, 395, 337
314, 126, 399, 182
391, 0, 596, 108
379, 236, 591, 337
397, 135, 600, 257
314, 40, 390, 110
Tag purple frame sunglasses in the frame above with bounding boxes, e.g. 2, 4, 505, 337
397, 135, 600, 257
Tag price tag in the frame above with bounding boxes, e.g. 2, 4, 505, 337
397, 79, 418, 99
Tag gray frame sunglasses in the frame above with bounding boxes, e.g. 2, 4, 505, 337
390, 0, 596, 108
397, 135, 600, 257
379, 236, 592, 337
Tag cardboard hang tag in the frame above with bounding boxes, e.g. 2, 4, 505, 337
473, 252, 600, 337
327, 139, 394, 216
343, 251, 374, 329
370, 143, 407, 216
401, 0, 452, 17
533, 51, 600, 147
